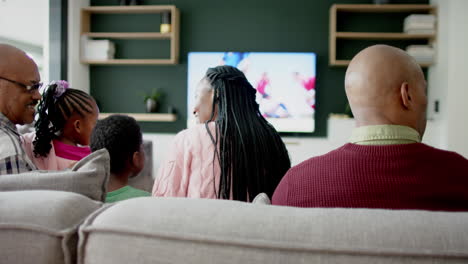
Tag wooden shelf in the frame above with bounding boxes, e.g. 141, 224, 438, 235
80, 5, 180, 65
82, 5, 175, 14
336, 32, 435, 40
329, 4, 437, 67
82, 32, 172, 39
82, 59, 176, 65
331, 59, 432, 67
332, 4, 435, 13
99, 113, 177, 122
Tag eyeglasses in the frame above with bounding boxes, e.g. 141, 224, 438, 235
0, 76, 42, 92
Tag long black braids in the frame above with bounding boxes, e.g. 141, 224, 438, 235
33, 83, 95, 158
204, 65, 291, 201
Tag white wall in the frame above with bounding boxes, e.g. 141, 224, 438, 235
444, 0, 468, 157
0, 0, 48, 82
0, 0, 46, 47
429, 0, 468, 158
67, 0, 90, 92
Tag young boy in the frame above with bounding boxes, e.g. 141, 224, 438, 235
90, 115, 150, 203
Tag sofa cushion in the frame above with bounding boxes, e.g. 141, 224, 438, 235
0, 190, 102, 264
0, 149, 110, 201
252, 192, 271, 204
78, 197, 468, 264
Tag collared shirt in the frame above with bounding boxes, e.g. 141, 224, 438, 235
349, 125, 421, 145
0, 112, 36, 175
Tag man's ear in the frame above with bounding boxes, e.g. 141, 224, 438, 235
400, 82, 412, 109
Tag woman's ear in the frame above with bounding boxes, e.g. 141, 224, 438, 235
400, 82, 412, 110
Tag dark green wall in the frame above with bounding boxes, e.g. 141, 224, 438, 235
89, 0, 428, 136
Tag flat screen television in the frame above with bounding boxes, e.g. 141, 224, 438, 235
187, 52, 316, 133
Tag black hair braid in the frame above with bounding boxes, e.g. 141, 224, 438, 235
205, 65, 291, 201
33, 84, 95, 158
33, 85, 61, 158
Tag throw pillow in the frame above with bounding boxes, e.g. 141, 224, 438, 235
252, 192, 271, 205
0, 149, 110, 201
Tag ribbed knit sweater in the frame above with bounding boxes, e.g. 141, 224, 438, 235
272, 143, 468, 211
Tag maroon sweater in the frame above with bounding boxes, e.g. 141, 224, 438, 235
272, 143, 468, 211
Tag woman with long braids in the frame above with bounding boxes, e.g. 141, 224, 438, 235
153, 65, 290, 201
23, 80, 99, 170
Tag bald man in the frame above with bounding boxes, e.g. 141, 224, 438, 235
0, 44, 41, 174
272, 45, 468, 211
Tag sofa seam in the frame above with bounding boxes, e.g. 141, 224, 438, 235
77, 203, 115, 264
78, 227, 468, 259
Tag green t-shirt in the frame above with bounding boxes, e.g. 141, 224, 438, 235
105, 185, 150, 203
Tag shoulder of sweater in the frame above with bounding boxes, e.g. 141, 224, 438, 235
386, 142, 467, 160
419, 143, 468, 162
173, 122, 215, 147
286, 145, 349, 174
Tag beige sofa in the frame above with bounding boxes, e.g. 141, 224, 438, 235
1, 150, 468, 264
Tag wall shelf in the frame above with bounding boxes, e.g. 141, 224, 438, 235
83, 59, 175, 65
99, 113, 177, 122
81, 5, 176, 14
329, 4, 437, 67
80, 5, 179, 65
330, 4, 435, 12
335, 32, 435, 40
82, 32, 172, 39
332, 59, 432, 68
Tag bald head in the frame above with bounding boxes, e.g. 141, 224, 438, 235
0, 44, 41, 125
345, 45, 427, 136
0, 44, 39, 83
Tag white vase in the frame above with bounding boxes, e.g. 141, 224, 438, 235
146, 99, 158, 113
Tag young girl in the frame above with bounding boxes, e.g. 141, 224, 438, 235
23, 80, 99, 170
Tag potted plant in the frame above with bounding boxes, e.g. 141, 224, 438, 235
143, 89, 163, 113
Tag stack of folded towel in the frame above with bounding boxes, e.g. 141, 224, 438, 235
82, 38, 116, 61
404, 14, 436, 35
406, 45, 435, 64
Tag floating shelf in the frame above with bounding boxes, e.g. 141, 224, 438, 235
80, 5, 179, 65
329, 4, 437, 67
331, 59, 432, 67
99, 113, 177, 122
335, 32, 435, 40
82, 59, 176, 65
332, 4, 435, 13
81, 5, 176, 14
82, 32, 172, 39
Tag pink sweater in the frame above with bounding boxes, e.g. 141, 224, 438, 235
22, 132, 91, 170
152, 123, 221, 198
272, 143, 468, 211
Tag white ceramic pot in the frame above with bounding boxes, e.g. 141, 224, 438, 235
146, 99, 158, 113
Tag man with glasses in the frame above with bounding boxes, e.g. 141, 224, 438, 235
0, 44, 42, 174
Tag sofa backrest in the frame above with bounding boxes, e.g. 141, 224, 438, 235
78, 197, 468, 264
0, 190, 102, 264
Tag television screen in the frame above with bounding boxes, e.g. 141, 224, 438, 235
187, 52, 316, 133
